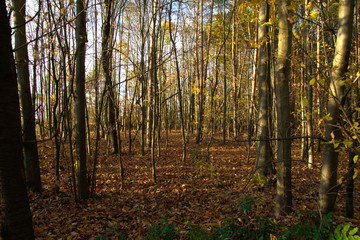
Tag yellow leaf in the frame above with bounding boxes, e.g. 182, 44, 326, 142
338, 177, 343, 184
353, 155, 358, 163
270, 233, 278, 240
309, 78, 316, 85
301, 98, 308, 107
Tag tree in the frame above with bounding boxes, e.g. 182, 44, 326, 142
319, 0, 354, 214
12, 0, 42, 192
275, 0, 292, 217
255, 1, 273, 177
196, 0, 205, 144
169, 0, 186, 161
102, 0, 119, 154
75, 0, 89, 199
0, 1, 35, 238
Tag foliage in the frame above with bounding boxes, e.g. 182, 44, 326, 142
143, 218, 179, 240
190, 149, 211, 168
186, 224, 210, 240
141, 199, 360, 240
190, 149, 215, 175
329, 224, 360, 240
280, 212, 333, 239
237, 196, 254, 214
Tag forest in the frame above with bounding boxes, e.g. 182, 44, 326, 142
0, 0, 360, 238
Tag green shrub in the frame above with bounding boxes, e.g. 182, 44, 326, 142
186, 224, 209, 240
144, 218, 179, 240
143, 198, 360, 240
329, 223, 360, 240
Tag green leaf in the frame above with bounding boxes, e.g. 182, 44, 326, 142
302, 98, 308, 107
343, 224, 351, 235
338, 80, 346, 87
324, 114, 333, 121
343, 139, 353, 147
349, 227, 358, 236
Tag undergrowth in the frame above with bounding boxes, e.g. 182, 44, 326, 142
96, 197, 360, 240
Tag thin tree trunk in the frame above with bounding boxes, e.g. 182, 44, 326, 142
196, 0, 205, 144
75, 0, 89, 200
232, 0, 238, 139
13, 0, 42, 193
222, 0, 227, 144
169, 0, 186, 161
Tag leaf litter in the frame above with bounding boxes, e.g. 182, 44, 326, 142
30, 131, 359, 239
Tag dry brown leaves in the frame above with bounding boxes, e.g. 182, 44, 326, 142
30, 131, 360, 239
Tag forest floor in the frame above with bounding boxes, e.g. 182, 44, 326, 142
30, 131, 360, 239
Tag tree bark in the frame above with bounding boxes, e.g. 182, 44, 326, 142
0, 2, 35, 238
275, 0, 292, 217
75, 0, 89, 200
147, 0, 159, 148
102, 0, 119, 154
196, 0, 205, 144
12, 0, 42, 193
255, 1, 273, 177
319, 0, 354, 214
169, 0, 186, 161
232, 0, 238, 139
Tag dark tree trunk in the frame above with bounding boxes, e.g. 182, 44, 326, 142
75, 0, 89, 200
102, 0, 118, 154
0, 2, 35, 238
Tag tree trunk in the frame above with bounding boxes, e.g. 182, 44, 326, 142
12, 0, 42, 193
102, 0, 118, 154
232, 0, 238, 139
275, 0, 292, 217
255, 1, 273, 177
0, 3, 35, 238
222, 0, 227, 144
147, 0, 159, 148
169, 0, 186, 161
75, 0, 89, 200
319, 0, 354, 215
196, 0, 205, 144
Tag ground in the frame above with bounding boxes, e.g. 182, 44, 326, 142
30, 131, 360, 239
